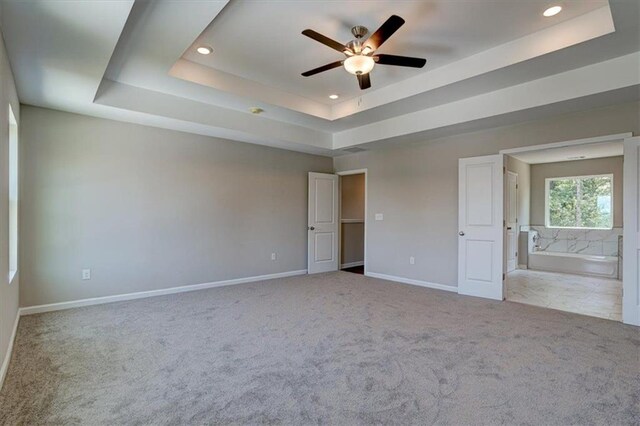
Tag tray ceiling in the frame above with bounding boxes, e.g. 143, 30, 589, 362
184, 0, 608, 104
1, 0, 638, 156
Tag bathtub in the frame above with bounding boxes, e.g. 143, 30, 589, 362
528, 251, 618, 279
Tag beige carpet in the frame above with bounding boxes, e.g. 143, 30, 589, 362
1, 271, 638, 425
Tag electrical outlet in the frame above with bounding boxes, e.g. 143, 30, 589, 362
409, 256, 415, 265
82, 269, 91, 280
375, 213, 384, 221
271, 252, 277, 261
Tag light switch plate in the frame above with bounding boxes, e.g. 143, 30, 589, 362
82, 269, 91, 280
375, 213, 384, 221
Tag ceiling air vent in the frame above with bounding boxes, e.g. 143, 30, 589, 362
342, 147, 367, 153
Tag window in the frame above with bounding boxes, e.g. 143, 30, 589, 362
9, 105, 17, 283
545, 174, 613, 229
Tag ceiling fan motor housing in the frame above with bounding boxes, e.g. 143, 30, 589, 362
351, 25, 368, 39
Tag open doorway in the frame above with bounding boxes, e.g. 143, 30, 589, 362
503, 138, 624, 321
338, 171, 366, 275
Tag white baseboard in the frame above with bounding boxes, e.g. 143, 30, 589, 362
19, 269, 307, 316
365, 272, 456, 293
340, 261, 364, 269
0, 310, 20, 391
518, 264, 528, 270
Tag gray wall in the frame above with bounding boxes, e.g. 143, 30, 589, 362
0, 29, 20, 384
530, 156, 624, 227
340, 174, 364, 265
20, 106, 333, 307
334, 101, 639, 288
506, 156, 531, 266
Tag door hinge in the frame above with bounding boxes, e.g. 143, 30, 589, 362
516, 184, 519, 189
515, 251, 518, 257
503, 166, 506, 174
502, 273, 506, 281
503, 220, 506, 227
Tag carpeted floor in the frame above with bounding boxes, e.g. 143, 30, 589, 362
1, 272, 638, 425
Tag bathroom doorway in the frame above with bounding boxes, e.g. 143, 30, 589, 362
338, 170, 366, 275
502, 136, 625, 321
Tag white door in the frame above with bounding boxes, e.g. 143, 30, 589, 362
506, 171, 518, 272
623, 137, 640, 326
458, 155, 504, 300
308, 172, 339, 274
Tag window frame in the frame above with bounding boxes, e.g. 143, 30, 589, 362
544, 173, 614, 230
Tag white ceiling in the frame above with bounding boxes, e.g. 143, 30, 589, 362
510, 141, 624, 164
184, 0, 608, 104
1, 0, 638, 156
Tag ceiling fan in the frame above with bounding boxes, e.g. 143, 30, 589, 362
301, 15, 426, 90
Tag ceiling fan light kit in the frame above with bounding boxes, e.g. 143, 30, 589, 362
343, 55, 375, 75
301, 15, 426, 90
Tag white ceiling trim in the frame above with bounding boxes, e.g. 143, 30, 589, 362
333, 52, 640, 148
500, 133, 632, 155
508, 141, 624, 164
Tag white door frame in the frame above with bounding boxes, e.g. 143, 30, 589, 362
623, 136, 640, 326
499, 132, 635, 324
505, 170, 518, 273
337, 169, 368, 275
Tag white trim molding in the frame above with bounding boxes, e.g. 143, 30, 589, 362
623, 136, 640, 326
341, 261, 364, 269
0, 311, 20, 391
499, 133, 632, 156
20, 270, 307, 316
365, 272, 456, 293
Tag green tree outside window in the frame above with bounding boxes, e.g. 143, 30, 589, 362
546, 174, 613, 229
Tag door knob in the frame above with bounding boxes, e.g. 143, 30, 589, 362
458, 231, 465, 236
308, 226, 315, 231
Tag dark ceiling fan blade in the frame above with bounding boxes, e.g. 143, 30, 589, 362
357, 73, 371, 90
375, 54, 426, 68
302, 29, 349, 54
301, 61, 344, 77
363, 15, 405, 51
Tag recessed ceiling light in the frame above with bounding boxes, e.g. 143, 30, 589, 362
329, 94, 339, 100
249, 107, 264, 114
543, 6, 562, 17
196, 46, 212, 55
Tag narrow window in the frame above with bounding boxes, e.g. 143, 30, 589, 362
545, 174, 613, 229
9, 105, 17, 282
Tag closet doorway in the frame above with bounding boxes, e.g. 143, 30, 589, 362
338, 170, 367, 275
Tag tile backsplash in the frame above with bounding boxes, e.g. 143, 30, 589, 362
527, 225, 622, 256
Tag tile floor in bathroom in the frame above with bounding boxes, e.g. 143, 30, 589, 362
506, 269, 622, 321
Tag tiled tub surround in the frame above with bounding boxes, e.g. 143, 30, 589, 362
528, 226, 622, 256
